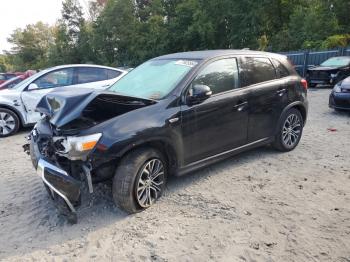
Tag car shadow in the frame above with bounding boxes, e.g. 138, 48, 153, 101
166, 146, 278, 193
0, 143, 279, 260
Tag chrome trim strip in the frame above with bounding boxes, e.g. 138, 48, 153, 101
37, 159, 76, 213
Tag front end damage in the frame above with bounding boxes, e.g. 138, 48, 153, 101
23, 88, 156, 223
24, 124, 94, 223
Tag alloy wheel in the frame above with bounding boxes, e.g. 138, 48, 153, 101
282, 114, 301, 147
0, 112, 16, 136
136, 158, 164, 208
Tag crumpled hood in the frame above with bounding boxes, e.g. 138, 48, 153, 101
36, 87, 156, 129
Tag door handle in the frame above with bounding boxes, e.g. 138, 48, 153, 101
276, 88, 286, 96
168, 117, 179, 124
233, 101, 248, 111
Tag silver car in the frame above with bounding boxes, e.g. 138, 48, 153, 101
0, 64, 127, 137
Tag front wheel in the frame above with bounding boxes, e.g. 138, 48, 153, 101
0, 108, 20, 137
272, 108, 303, 152
112, 148, 166, 214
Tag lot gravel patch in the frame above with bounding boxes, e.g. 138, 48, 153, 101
0, 89, 349, 262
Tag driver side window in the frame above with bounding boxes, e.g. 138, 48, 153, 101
33, 68, 74, 89
192, 58, 239, 95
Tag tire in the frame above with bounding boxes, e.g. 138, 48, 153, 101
0, 108, 20, 137
272, 108, 304, 152
112, 148, 167, 214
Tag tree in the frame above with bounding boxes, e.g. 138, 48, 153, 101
50, 0, 87, 64
6, 22, 54, 70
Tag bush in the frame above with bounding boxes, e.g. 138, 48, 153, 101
321, 34, 350, 49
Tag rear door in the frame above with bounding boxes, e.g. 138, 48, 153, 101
181, 58, 249, 165
238, 56, 288, 142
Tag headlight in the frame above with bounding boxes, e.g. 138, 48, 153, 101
57, 133, 102, 160
333, 84, 341, 93
330, 73, 338, 78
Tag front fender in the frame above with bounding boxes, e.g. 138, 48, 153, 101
87, 102, 183, 169
0, 102, 27, 126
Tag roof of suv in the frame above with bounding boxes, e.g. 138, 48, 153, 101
44, 64, 127, 73
154, 49, 285, 61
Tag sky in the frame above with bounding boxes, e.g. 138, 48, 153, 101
0, 0, 88, 53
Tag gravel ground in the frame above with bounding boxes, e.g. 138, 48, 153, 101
0, 89, 349, 262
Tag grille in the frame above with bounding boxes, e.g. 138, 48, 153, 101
309, 71, 329, 80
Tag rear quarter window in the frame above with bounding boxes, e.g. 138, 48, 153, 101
272, 58, 290, 78
107, 69, 122, 79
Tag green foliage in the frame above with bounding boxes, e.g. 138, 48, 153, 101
6, 22, 54, 70
321, 34, 350, 49
2, 0, 350, 70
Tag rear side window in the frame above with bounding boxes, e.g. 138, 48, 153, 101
272, 58, 290, 78
192, 58, 239, 95
76, 67, 109, 84
239, 57, 276, 87
107, 69, 121, 79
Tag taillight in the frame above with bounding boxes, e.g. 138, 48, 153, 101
301, 79, 308, 89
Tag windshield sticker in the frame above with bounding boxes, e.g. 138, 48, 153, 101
175, 60, 198, 67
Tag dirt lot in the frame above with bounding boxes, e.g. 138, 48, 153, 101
0, 89, 349, 262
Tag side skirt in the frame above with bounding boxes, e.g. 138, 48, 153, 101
176, 137, 273, 176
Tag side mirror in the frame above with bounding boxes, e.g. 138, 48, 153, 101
28, 83, 39, 91
187, 84, 212, 105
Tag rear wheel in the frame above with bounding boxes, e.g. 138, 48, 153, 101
0, 108, 20, 137
112, 148, 166, 214
273, 108, 303, 152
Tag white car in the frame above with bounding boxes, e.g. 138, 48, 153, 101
0, 64, 127, 137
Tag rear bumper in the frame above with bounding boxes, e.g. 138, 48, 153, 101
329, 92, 350, 110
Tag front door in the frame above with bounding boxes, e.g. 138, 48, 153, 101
181, 58, 249, 165
21, 68, 74, 123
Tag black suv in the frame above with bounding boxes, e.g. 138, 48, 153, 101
25, 50, 308, 222
306, 56, 350, 87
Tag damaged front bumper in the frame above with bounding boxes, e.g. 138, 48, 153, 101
37, 158, 80, 213
25, 132, 89, 223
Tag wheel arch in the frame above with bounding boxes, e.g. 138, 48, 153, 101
116, 138, 179, 176
275, 101, 307, 135
0, 104, 25, 127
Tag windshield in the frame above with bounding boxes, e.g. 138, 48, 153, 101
320, 57, 350, 67
109, 59, 199, 100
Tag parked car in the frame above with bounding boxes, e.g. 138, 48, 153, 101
0, 73, 17, 85
0, 71, 38, 90
24, 50, 308, 223
0, 64, 127, 137
306, 56, 350, 87
0, 75, 26, 90
329, 76, 350, 111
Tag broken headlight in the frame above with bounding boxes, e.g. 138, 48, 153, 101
55, 133, 102, 160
